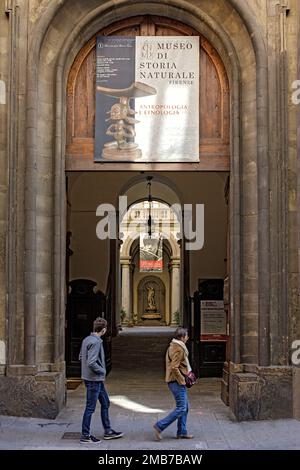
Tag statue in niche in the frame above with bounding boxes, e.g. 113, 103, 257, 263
141, 280, 162, 321
146, 285, 156, 311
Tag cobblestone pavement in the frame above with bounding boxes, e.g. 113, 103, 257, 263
1, 328, 300, 450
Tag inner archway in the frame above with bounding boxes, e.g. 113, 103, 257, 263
119, 195, 182, 328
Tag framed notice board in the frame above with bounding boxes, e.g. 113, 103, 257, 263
197, 279, 228, 377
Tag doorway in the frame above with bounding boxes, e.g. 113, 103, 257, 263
65, 171, 229, 379
64, 13, 230, 395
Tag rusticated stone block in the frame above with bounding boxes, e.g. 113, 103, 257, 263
0, 371, 65, 419
257, 366, 293, 420
231, 373, 260, 421
230, 366, 293, 421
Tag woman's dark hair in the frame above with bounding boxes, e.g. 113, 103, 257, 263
93, 317, 107, 333
174, 327, 188, 340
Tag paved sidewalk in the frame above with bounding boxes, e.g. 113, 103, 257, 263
1, 378, 300, 450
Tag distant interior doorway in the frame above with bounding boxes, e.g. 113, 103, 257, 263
119, 198, 182, 327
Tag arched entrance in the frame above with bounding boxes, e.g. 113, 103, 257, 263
65, 15, 230, 381
57, 10, 232, 414
119, 195, 182, 327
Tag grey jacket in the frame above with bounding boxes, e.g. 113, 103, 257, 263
79, 333, 106, 381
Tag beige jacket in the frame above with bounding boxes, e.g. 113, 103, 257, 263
165, 340, 189, 385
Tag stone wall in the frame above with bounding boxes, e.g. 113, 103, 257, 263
294, 0, 300, 420
0, 6, 8, 373
0, 368, 65, 419
0, 0, 299, 419
231, 366, 293, 421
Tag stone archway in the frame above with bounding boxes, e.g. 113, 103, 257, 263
120, 192, 181, 328
23, 0, 265, 379
4, 0, 293, 421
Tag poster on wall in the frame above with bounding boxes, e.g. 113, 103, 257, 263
95, 36, 199, 162
140, 233, 163, 272
200, 300, 227, 339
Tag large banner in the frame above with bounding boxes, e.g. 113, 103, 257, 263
140, 233, 163, 272
95, 36, 199, 162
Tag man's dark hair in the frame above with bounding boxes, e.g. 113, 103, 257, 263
174, 327, 188, 340
93, 317, 107, 333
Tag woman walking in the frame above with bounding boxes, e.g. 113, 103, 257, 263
153, 327, 193, 440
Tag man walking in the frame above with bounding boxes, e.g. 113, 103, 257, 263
79, 317, 123, 443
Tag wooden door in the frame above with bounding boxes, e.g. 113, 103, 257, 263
66, 279, 107, 377
66, 15, 229, 171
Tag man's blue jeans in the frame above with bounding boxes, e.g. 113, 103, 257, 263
82, 380, 111, 437
155, 381, 189, 436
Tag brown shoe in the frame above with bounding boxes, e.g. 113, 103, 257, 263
176, 434, 194, 439
153, 424, 162, 441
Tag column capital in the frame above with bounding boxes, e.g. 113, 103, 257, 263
170, 258, 181, 268
120, 257, 131, 266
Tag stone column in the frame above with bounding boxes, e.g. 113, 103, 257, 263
170, 259, 181, 326
294, 0, 300, 420
121, 258, 131, 324
130, 263, 136, 324
0, 6, 9, 372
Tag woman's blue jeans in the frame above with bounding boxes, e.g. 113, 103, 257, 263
81, 380, 111, 437
155, 381, 189, 436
